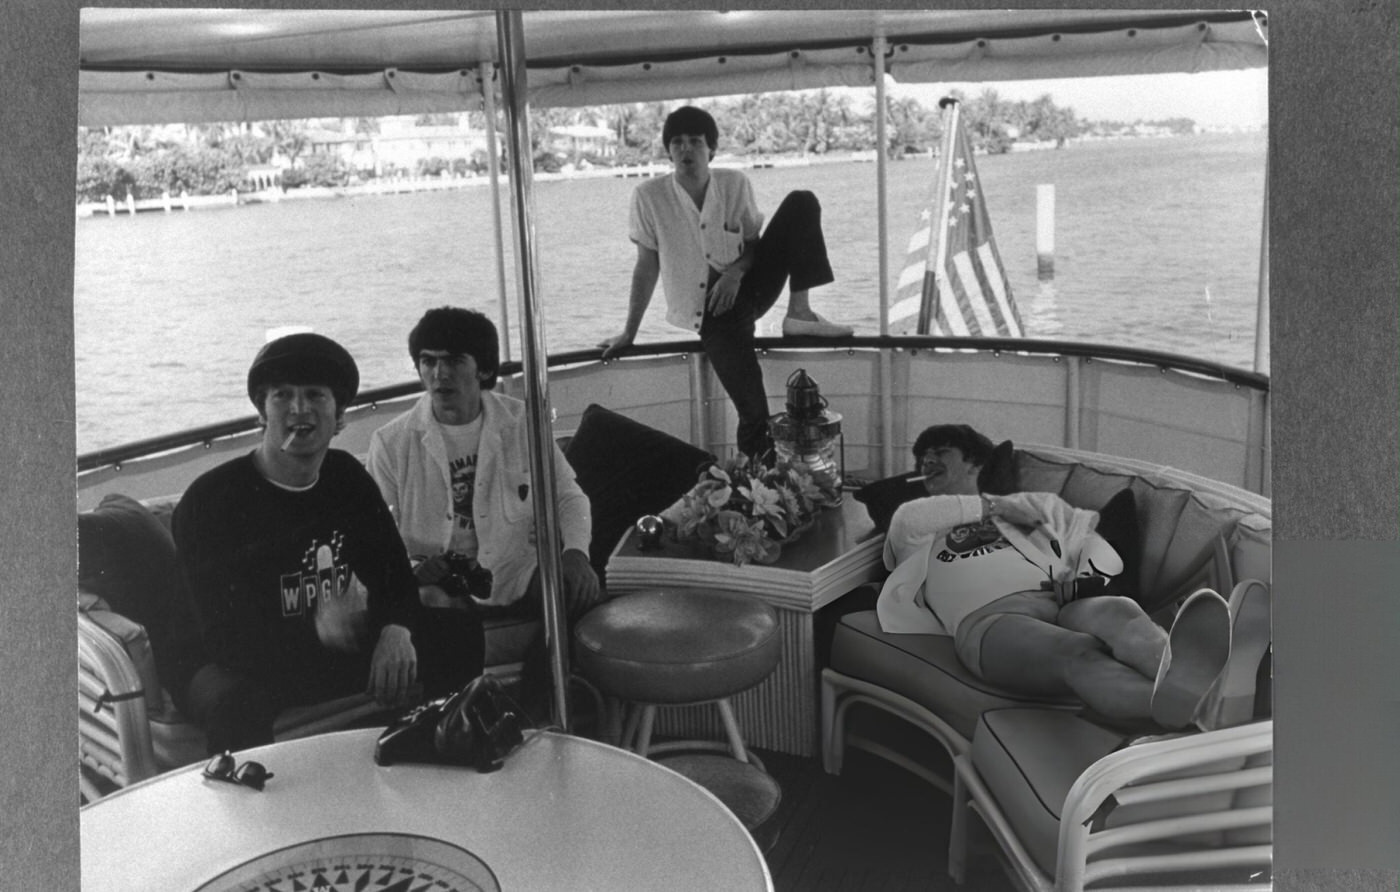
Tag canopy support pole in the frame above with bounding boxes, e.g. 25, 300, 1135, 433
480, 66, 513, 365
874, 31, 895, 478
1254, 155, 1269, 374
495, 10, 571, 731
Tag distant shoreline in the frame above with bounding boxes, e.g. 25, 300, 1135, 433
75, 129, 1263, 219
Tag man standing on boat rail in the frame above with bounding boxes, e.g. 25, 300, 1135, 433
171, 333, 483, 755
599, 105, 853, 460
368, 307, 601, 718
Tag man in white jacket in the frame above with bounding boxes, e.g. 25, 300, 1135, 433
368, 308, 601, 710
877, 424, 1231, 730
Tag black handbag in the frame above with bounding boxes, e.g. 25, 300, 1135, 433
374, 674, 525, 772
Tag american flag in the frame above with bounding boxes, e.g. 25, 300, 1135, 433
889, 100, 1024, 337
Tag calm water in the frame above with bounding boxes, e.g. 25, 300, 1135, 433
74, 131, 1266, 454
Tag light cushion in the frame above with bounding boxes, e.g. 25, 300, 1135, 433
971, 709, 1128, 876
573, 589, 780, 704
563, 404, 715, 581
80, 592, 164, 715
971, 708, 1264, 877
828, 610, 1075, 742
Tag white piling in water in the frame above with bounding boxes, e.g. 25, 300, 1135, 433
125, 192, 136, 215
1036, 183, 1055, 279
161, 190, 172, 213
105, 195, 116, 216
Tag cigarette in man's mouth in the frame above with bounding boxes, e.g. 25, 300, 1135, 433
281, 429, 299, 451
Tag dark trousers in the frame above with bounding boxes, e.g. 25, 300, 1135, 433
470, 570, 597, 724
182, 608, 484, 755
701, 190, 836, 459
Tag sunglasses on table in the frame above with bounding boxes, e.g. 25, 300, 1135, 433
202, 751, 274, 791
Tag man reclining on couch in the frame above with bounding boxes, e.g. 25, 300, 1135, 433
874, 424, 1235, 731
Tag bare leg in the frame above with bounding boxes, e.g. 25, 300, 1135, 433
973, 612, 1155, 719
1058, 596, 1167, 679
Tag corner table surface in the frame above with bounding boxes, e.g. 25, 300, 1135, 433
606, 496, 885, 610
80, 728, 772, 892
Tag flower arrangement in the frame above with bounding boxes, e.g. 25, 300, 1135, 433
661, 454, 842, 566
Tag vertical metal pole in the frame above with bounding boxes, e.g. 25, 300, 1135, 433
874, 36, 890, 339
495, 10, 570, 731
1065, 357, 1081, 450
1254, 155, 1269, 374
874, 31, 895, 477
480, 66, 513, 364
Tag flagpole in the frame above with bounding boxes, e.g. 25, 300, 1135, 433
920, 98, 961, 334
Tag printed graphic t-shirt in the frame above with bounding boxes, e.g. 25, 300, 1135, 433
923, 518, 1049, 633
171, 450, 420, 682
439, 415, 483, 562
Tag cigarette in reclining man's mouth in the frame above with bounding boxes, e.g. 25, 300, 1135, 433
281, 429, 300, 451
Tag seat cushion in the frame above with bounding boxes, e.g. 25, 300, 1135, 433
80, 592, 164, 715
573, 589, 780, 704
972, 709, 1128, 875
829, 611, 1075, 743
971, 708, 1261, 877
483, 613, 539, 667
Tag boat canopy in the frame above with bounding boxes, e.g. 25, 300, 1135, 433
78, 9, 1267, 126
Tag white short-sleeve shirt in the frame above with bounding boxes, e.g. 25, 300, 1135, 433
629, 168, 765, 332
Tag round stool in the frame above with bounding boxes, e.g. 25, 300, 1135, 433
573, 588, 783, 845
573, 588, 781, 765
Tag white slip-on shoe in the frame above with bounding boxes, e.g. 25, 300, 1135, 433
1195, 579, 1271, 731
781, 313, 854, 338
1150, 588, 1232, 730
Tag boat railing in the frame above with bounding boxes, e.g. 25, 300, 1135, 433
76, 336, 1270, 509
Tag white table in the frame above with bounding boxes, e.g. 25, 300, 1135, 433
80, 729, 772, 891
606, 498, 885, 756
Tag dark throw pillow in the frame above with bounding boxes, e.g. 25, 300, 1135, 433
78, 493, 178, 626
563, 404, 715, 580
853, 472, 926, 533
977, 439, 1018, 495
78, 493, 205, 694
858, 440, 1018, 533
1093, 488, 1142, 597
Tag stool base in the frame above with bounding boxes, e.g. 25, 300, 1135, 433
655, 753, 782, 851
623, 698, 754, 763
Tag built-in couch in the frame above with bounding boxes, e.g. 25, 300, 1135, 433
822, 443, 1273, 891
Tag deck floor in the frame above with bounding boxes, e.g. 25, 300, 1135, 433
755, 746, 1015, 892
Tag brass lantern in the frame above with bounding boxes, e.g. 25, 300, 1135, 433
768, 368, 843, 502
